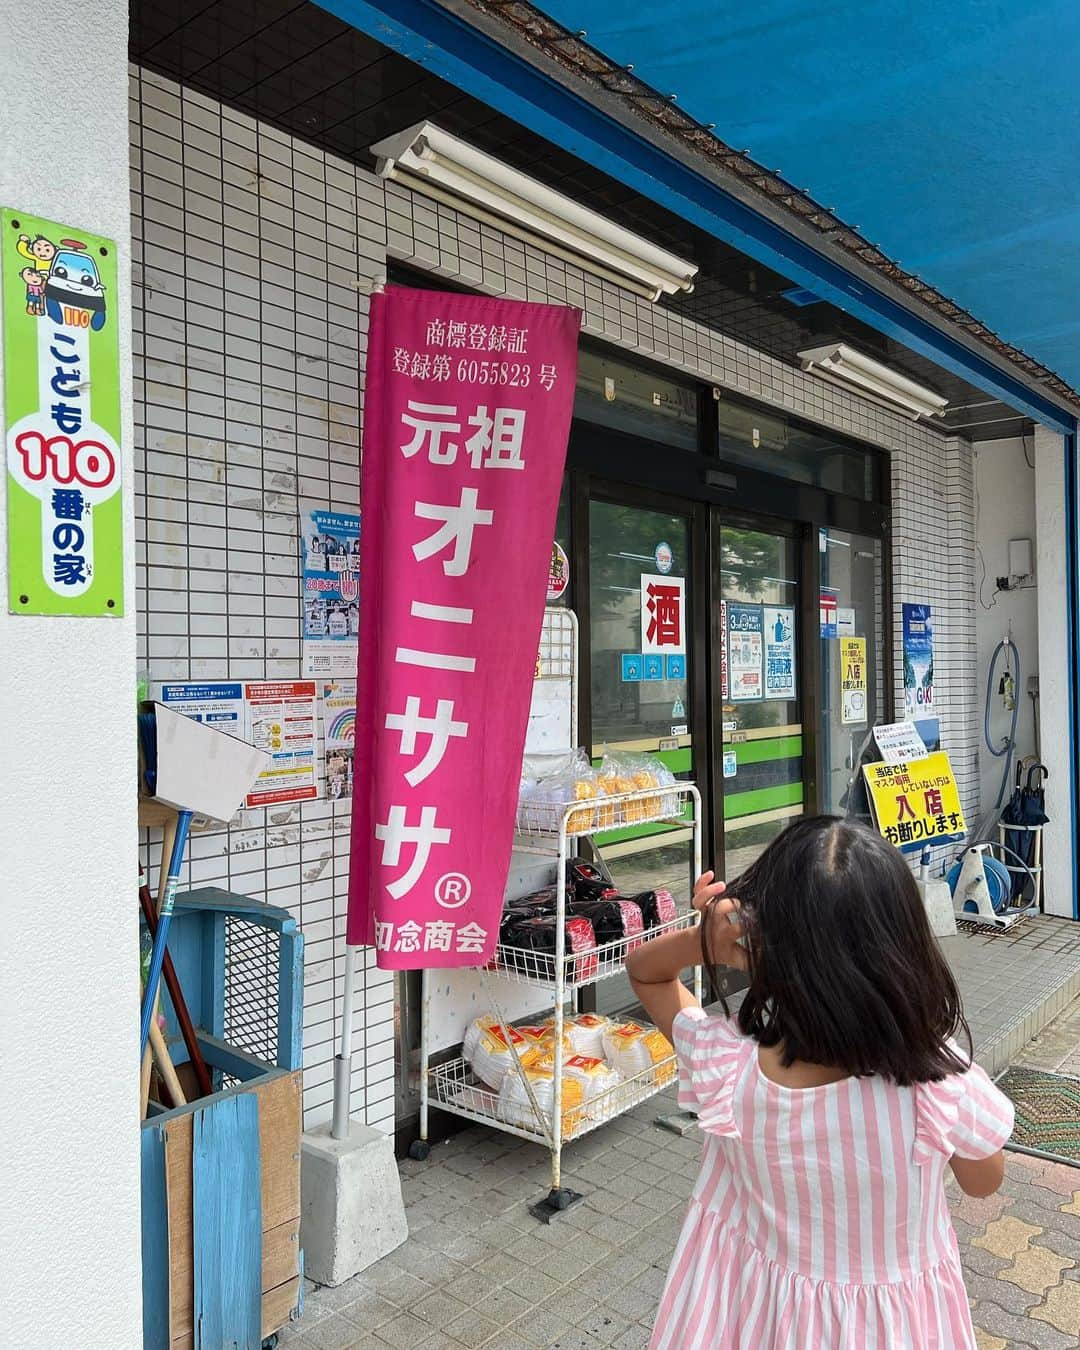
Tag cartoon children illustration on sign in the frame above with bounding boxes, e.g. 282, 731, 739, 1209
20, 266, 45, 316
13, 232, 107, 330
17, 233, 57, 273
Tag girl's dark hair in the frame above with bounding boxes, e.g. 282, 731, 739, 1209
704, 815, 972, 1085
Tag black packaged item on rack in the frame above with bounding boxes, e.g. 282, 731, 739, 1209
500, 914, 599, 984
569, 897, 646, 949
633, 888, 678, 930
566, 858, 617, 904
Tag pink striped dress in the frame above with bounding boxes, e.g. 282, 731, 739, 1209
652, 1008, 1014, 1349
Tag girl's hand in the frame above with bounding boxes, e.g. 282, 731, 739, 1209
693, 871, 748, 970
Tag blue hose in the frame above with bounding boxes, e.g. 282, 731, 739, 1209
984, 639, 1020, 811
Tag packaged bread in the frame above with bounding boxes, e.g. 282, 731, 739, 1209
599, 748, 680, 822
498, 1063, 586, 1139
518, 749, 611, 835
602, 1020, 677, 1088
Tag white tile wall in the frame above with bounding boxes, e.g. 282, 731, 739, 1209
130, 65, 977, 1133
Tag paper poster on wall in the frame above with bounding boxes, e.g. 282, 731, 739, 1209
873, 720, 929, 765
641, 574, 686, 656
903, 603, 934, 716
727, 602, 764, 702
837, 607, 856, 638
158, 681, 245, 730
621, 654, 643, 682
322, 680, 356, 802
244, 680, 319, 806
723, 750, 738, 778
764, 605, 796, 700
719, 600, 729, 700
840, 637, 867, 725
820, 591, 838, 639
301, 502, 360, 678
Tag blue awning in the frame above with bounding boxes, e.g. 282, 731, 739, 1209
532, 0, 1080, 393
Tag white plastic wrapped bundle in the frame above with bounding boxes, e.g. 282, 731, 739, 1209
535, 1052, 622, 1124
470, 1022, 533, 1090
564, 1012, 613, 1059
463, 1015, 497, 1065
498, 1064, 586, 1139
602, 1020, 677, 1088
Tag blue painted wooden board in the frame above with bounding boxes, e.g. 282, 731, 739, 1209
192, 1093, 262, 1348
141, 1122, 171, 1350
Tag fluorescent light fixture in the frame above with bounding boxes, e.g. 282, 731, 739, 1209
370, 122, 698, 302
797, 342, 948, 419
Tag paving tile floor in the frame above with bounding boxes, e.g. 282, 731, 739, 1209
289, 923, 1080, 1350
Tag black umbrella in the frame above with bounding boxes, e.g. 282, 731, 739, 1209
1000, 762, 1048, 902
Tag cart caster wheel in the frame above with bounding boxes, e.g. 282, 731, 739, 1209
553, 1188, 575, 1211
408, 1139, 430, 1161
262, 1336, 279, 1349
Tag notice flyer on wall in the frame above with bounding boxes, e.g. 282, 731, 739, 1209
301, 502, 360, 678
840, 636, 868, 725
763, 605, 796, 700
727, 602, 764, 702
903, 603, 934, 717
3, 209, 124, 617
158, 681, 245, 732
322, 680, 356, 803
719, 599, 729, 700
243, 680, 319, 807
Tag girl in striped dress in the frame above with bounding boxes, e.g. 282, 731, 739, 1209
626, 815, 1013, 1349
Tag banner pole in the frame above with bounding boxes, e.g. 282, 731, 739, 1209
332, 941, 358, 1140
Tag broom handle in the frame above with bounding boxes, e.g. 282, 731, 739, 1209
141, 815, 178, 1117
149, 1018, 187, 1106
140, 884, 213, 1097
140, 810, 193, 1057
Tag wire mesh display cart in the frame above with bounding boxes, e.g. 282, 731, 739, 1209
410, 609, 702, 1220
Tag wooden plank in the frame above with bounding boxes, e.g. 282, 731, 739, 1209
192, 1094, 262, 1349
262, 1277, 301, 1341
257, 1070, 302, 1231
263, 1218, 301, 1294
141, 1123, 171, 1350
276, 926, 304, 1071
163, 1113, 194, 1343
197, 1033, 278, 1083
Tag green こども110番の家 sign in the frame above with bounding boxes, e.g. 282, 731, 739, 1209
3, 208, 123, 616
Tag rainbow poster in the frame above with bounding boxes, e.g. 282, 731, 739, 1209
322, 680, 356, 802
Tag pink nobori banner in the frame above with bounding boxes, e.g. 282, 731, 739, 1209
348, 287, 581, 969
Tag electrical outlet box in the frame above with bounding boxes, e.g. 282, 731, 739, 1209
1009, 537, 1033, 579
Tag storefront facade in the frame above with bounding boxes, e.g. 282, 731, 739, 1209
5, 2, 1080, 1338
127, 58, 1048, 1141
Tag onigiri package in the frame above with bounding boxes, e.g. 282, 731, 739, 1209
498, 1063, 586, 1139
602, 1020, 677, 1088
533, 1052, 622, 1124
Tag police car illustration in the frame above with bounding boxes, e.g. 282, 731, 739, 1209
44, 241, 107, 331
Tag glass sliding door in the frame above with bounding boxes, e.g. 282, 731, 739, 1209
819, 530, 886, 816
587, 494, 697, 1013
716, 519, 804, 879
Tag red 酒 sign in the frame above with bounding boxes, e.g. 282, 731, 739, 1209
348, 288, 581, 968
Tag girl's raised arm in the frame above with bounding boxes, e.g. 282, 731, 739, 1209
627, 874, 746, 1042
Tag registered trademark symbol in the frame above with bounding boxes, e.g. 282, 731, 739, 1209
434, 873, 472, 908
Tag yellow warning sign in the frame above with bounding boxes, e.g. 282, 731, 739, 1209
840, 637, 867, 724
863, 751, 966, 851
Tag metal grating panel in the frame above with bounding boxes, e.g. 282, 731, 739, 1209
224, 915, 280, 1068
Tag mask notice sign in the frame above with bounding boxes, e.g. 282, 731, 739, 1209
3, 209, 123, 616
